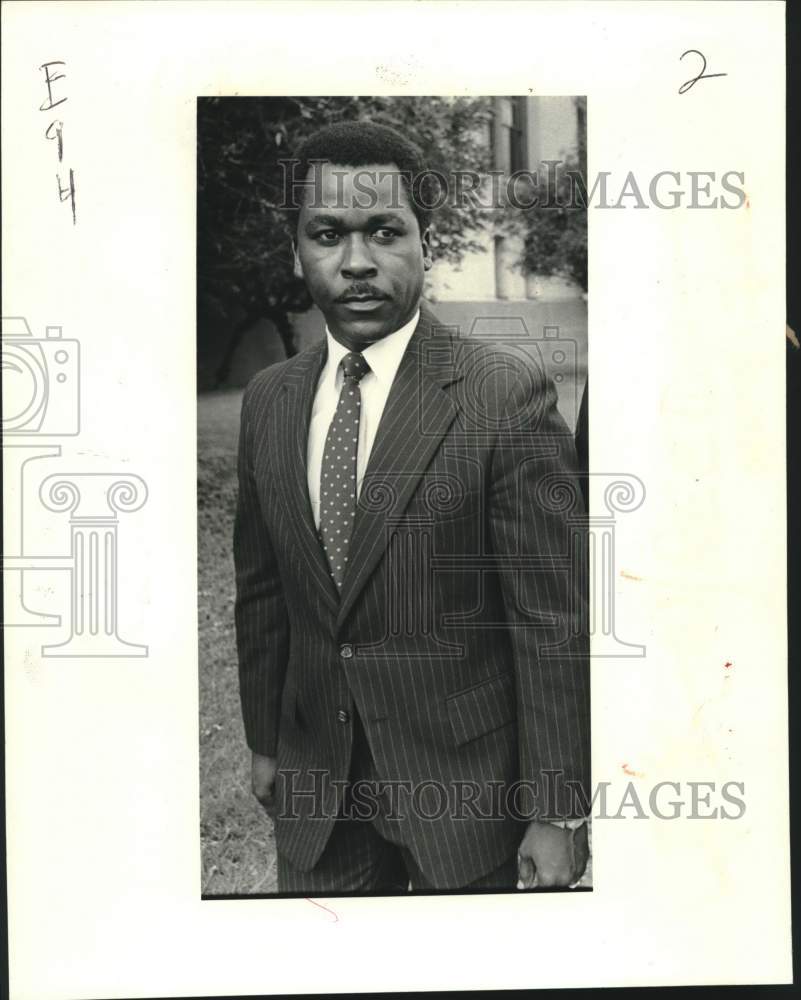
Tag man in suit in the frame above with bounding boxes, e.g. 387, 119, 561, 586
234, 121, 590, 893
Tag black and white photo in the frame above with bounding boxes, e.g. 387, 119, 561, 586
197, 97, 591, 896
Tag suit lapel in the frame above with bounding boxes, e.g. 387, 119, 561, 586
269, 340, 340, 614
336, 307, 462, 631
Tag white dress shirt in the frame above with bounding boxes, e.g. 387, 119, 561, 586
307, 309, 420, 530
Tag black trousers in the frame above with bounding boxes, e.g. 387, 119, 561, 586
276, 711, 518, 894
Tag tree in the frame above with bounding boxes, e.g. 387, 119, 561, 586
198, 96, 494, 387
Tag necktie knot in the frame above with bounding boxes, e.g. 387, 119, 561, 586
341, 351, 370, 383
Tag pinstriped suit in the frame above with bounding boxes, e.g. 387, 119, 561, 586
234, 303, 590, 889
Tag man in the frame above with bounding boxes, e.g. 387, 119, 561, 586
234, 121, 590, 893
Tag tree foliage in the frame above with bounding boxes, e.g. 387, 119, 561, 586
513, 152, 588, 292
513, 97, 588, 292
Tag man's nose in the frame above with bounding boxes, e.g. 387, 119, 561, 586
340, 235, 378, 279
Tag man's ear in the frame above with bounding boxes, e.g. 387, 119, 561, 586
421, 228, 433, 271
292, 239, 304, 280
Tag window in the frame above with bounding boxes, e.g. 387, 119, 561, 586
493, 96, 528, 173
509, 96, 526, 173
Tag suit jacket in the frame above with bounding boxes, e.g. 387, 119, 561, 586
234, 303, 590, 888
575, 380, 589, 512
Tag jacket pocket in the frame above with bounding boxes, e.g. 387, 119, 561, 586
445, 671, 516, 747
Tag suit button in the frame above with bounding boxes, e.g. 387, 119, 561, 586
336, 709, 350, 724
340, 643, 353, 659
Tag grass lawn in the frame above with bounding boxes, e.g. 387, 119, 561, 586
198, 316, 592, 893
198, 388, 279, 895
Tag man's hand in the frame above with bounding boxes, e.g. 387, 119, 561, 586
517, 820, 589, 888
251, 753, 278, 816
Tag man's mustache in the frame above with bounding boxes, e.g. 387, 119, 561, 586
336, 285, 389, 302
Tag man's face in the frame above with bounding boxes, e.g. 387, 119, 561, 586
294, 162, 431, 349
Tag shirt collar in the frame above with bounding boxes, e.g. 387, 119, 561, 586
323, 308, 421, 389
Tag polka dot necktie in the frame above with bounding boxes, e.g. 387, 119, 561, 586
319, 351, 371, 590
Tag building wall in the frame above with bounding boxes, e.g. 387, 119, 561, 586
427, 230, 536, 302
432, 96, 583, 303
526, 95, 580, 165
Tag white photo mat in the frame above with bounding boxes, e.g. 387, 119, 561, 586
2, 1, 789, 995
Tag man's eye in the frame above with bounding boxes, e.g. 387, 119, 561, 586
315, 231, 339, 244
373, 228, 399, 242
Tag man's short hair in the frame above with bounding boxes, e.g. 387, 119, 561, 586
287, 120, 435, 233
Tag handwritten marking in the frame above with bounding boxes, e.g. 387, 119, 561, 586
39, 61, 67, 111
57, 169, 77, 225
304, 897, 339, 922
678, 49, 727, 95
621, 763, 645, 778
45, 119, 64, 162
39, 60, 76, 223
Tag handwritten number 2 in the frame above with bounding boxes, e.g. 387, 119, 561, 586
679, 49, 727, 94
